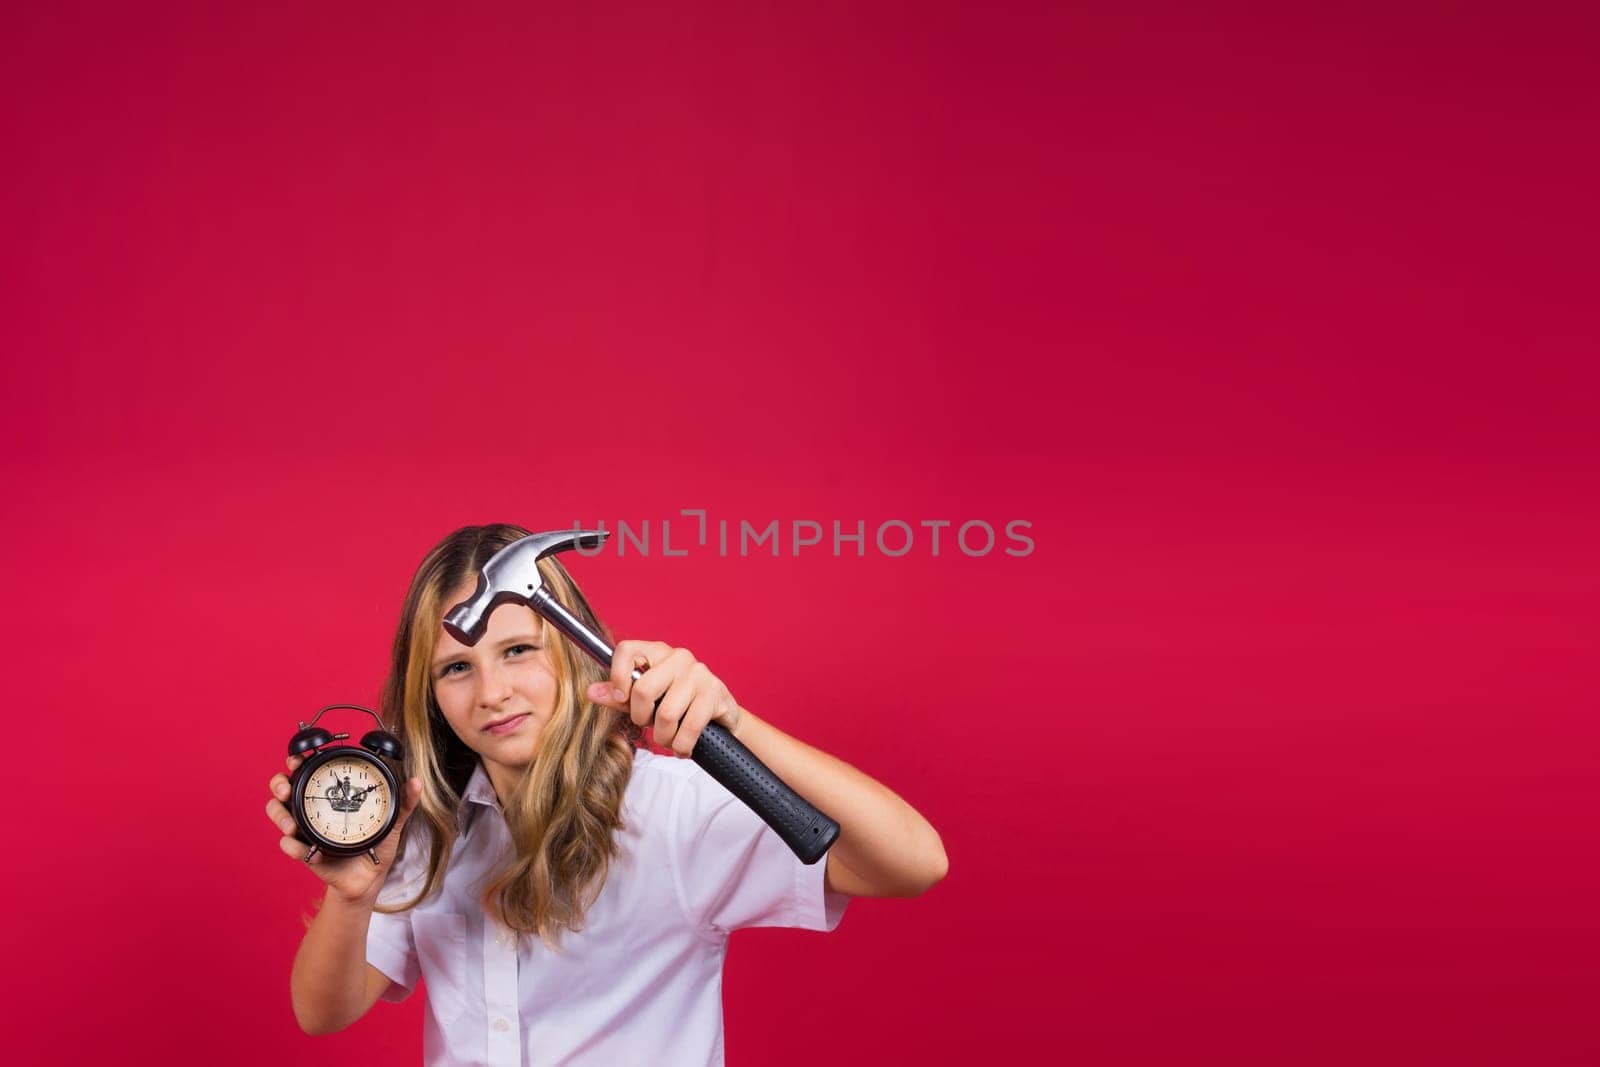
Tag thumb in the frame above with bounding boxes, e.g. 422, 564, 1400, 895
587, 681, 626, 707
396, 776, 422, 824
374, 778, 423, 870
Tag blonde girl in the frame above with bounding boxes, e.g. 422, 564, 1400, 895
264, 523, 947, 1065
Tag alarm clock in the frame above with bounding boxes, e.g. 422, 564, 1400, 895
287, 704, 405, 863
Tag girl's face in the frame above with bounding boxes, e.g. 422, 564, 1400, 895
429, 585, 561, 793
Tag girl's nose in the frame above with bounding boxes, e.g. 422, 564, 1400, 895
478, 664, 514, 706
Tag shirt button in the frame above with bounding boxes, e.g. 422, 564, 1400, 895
494, 1018, 510, 1032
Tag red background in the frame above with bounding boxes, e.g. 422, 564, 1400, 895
4, 3, 1596, 1064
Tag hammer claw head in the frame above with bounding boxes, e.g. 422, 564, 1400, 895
441, 528, 608, 645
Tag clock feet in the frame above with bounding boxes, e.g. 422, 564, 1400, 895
367, 849, 381, 866
303, 845, 320, 863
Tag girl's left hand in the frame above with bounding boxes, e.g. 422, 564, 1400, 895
586, 641, 744, 757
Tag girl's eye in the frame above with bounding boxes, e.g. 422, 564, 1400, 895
439, 662, 468, 677
507, 644, 537, 657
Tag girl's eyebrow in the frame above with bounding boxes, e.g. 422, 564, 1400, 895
432, 633, 542, 669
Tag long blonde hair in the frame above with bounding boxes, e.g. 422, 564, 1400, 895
377, 524, 643, 948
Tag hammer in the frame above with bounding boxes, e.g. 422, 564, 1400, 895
443, 529, 840, 864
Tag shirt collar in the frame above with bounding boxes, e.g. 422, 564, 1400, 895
456, 762, 502, 832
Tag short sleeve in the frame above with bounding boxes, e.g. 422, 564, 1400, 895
668, 769, 850, 937
365, 832, 429, 1002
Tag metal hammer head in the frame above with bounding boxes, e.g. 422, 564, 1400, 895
441, 529, 608, 646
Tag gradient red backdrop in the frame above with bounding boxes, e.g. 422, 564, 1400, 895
4, 3, 1596, 1064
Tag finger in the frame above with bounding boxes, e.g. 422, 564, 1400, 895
652, 659, 703, 750
283, 753, 303, 774
265, 797, 295, 834
269, 773, 291, 803
368, 778, 425, 873
382, 778, 423, 840
277, 832, 316, 863
628, 651, 683, 729
610, 640, 672, 697
586, 680, 625, 708
396, 777, 422, 823
669, 689, 718, 758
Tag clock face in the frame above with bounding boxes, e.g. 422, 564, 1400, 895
300, 754, 394, 847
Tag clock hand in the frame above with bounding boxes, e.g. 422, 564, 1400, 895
304, 786, 381, 806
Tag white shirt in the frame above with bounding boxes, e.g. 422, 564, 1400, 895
367, 749, 849, 1066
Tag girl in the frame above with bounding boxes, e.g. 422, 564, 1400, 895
264, 523, 947, 1065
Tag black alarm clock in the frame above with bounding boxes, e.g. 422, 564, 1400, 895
287, 704, 405, 863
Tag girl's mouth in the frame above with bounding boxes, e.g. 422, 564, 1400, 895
485, 713, 531, 736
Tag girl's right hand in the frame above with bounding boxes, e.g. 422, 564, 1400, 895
265, 753, 423, 907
